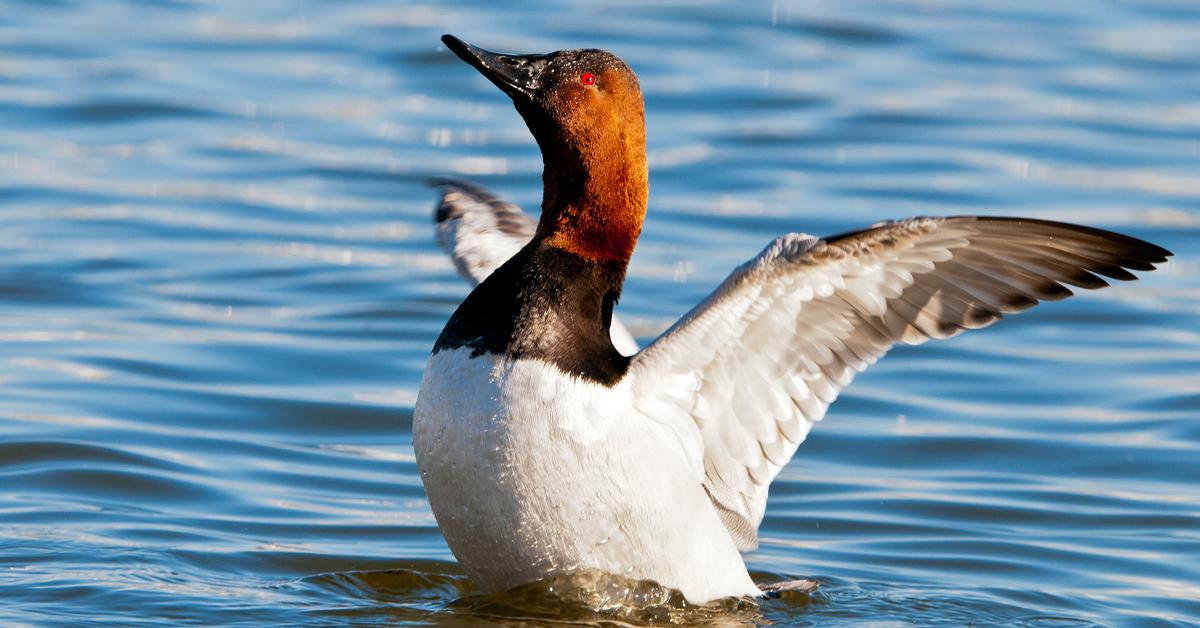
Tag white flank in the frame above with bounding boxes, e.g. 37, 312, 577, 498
413, 347, 760, 603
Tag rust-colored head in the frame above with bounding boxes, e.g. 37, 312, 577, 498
443, 35, 647, 263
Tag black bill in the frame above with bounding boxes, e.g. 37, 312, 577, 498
442, 34, 550, 101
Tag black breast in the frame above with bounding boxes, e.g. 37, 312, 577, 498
431, 243, 631, 386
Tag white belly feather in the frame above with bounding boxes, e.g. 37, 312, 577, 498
413, 347, 759, 603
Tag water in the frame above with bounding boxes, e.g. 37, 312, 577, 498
1, 0, 1197, 625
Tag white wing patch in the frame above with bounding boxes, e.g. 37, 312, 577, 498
629, 217, 1169, 550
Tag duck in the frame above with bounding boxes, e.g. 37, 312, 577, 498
413, 34, 1171, 605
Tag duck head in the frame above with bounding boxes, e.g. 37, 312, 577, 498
442, 35, 647, 264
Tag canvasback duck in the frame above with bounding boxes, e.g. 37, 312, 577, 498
414, 35, 1171, 604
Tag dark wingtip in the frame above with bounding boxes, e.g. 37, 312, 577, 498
429, 176, 465, 223
427, 176, 460, 189
975, 216, 1173, 266
1125, 238, 1173, 264
428, 177, 496, 224
427, 176, 490, 198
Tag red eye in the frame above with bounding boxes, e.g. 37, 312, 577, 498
580, 72, 596, 86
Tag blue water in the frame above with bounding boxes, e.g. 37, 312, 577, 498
1, 0, 1197, 625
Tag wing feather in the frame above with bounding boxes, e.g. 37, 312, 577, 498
630, 216, 1170, 550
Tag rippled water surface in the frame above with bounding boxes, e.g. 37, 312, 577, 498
2, 0, 1198, 625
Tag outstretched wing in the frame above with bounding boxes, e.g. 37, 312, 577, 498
431, 177, 537, 285
629, 216, 1170, 550
430, 178, 639, 356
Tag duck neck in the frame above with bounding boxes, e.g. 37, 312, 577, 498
534, 119, 648, 268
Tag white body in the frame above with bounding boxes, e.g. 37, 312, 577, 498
413, 347, 759, 603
